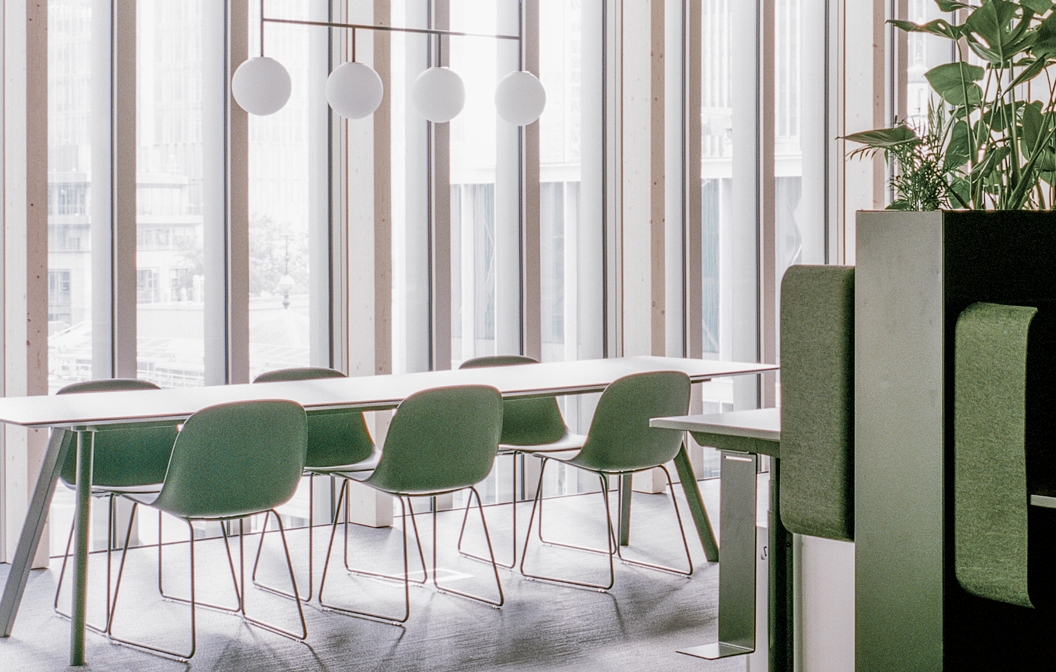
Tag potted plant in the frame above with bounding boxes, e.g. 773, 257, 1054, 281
846, 0, 1056, 210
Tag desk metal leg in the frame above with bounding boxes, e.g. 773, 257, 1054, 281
70, 429, 94, 666
673, 443, 719, 563
679, 450, 757, 660
618, 475, 632, 546
0, 429, 73, 638
769, 458, 793, 672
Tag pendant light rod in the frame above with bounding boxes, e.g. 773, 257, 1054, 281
260, 0, 266, 56
261, 16, 521, 42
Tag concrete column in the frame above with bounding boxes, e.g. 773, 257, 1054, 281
3, 0, 50, 567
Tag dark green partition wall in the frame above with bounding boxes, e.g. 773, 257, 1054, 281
856, 210, 1056, 671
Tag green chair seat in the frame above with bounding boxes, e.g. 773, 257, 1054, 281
455, 355, 585, 569
519, 370, 694, 591
251, 367, 379, 602
319, 384, 504, 623
52, 378, 179, 634
109, 399, 309, 660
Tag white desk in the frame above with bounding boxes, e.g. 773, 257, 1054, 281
0, 356, 776, 665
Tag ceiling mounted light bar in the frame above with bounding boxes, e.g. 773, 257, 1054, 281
231, 2, 546, 126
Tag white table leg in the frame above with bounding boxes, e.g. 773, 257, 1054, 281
0, 429, 73, 637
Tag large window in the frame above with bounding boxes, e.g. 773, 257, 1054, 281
47, 0, 94, 393
136, 0, 208, 388
448, 1, 507, 365
247, 0, 322, 379
699, 0, 753, 411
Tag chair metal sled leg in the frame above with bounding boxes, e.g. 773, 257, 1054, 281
238, 517, 307, 641
249, 475, 315, 602
156, 510, 242, 615
318, 488, 423, 625
53, 495, 116, 634
109, 504, 198, 661
520, 463, 617, 592
332, 478, 428, 585
434, 487, 504, 608
612, 465, 694, 577
533, 459, 617, 558
457, 452, 519, 569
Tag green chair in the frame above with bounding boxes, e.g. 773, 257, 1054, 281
318, 384, 504, 624
519, 371, 693, 591
251, 367, 379, 601
455, 355, 585, 568
108, 400, 308, 661
52, 379, 179, 634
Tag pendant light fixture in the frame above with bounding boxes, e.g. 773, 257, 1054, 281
231, 5, 543, 127
495, 70, 546, 126
231, 4, 291, 116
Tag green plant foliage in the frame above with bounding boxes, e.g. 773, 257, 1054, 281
846, 0, 1056, 210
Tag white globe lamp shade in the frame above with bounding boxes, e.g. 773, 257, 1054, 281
232, 57, 292, 116
412, 67, 465, 123
495, 71, 546, 126
326, 62, 384, 119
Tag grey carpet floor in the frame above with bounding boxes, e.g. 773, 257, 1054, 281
0, 485, 750, 672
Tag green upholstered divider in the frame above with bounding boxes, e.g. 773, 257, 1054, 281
954, 301, 1037, 608
779, 265, 855, 541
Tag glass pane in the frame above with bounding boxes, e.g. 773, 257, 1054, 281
48, 0, 95, 393
247, 0, 316, 380
449, 1, 508, 367
775, 0, 805, 289
700, 0, 737, 410
136, 0, 206, 387
539, 0, 581, 364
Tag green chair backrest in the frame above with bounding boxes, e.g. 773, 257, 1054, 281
572, 371, 690, 473
459, 355, 569, 445
779, 265, 855, 542
367, 385, 503, 495
253, 367, 375, 468
151, 400, 308, 520
56, 379, 179, 488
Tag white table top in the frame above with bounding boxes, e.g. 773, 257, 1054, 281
0, 357, 777, 429
650, 407, 781, 442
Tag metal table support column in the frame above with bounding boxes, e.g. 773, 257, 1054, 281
678, 450, 759, 659
769, 457, 792, 671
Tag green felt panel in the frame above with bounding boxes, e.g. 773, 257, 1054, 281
779, 265, 855, 541
954, 301, 1037, 608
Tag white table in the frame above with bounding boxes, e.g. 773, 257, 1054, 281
0, 356, 776, 665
